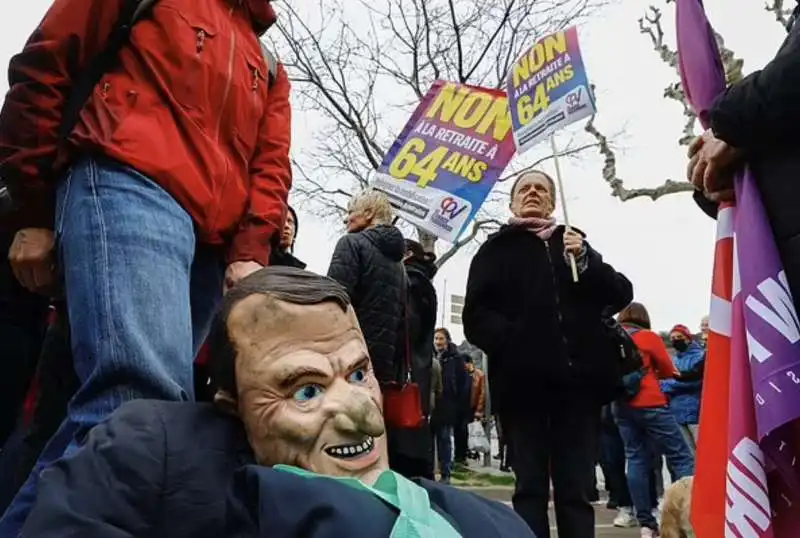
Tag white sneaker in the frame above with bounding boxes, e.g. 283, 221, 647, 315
640, 527, 658, 538
613, 507, 637, 528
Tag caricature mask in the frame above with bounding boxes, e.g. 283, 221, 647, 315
226, 293, 389, 486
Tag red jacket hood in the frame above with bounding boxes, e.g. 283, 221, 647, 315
238, 0, 277, 35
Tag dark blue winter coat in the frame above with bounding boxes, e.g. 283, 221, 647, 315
431, 344, 471, 428
660, 341, 705, 425
21, 400, 534, 538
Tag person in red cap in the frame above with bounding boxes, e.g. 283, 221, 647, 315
660, 324, 706, 454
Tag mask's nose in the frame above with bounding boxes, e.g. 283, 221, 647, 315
328, 381, 384, 438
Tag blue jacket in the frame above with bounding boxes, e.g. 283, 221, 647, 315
660, 342, 705, 425
22, 400, 534, 538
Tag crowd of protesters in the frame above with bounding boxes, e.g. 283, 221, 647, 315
0, 1, 718, 537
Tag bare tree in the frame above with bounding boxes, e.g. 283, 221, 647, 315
272, 0, 605, 265
588, 0, 786, 202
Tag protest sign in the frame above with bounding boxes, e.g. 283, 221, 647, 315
506, 26, 596, 153
373, 81, 516, 243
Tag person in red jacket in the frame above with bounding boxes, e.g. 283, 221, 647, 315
614, 303, 696, 538
0, 0, 291, 532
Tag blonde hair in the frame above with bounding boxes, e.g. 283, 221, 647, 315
349, 188, 395, 226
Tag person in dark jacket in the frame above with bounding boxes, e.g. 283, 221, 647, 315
0, 302, 78, 514
431, 328, 470, 482
20, 267, 534, 538
385, 239, 439, 480
269, 205, 307, 269
326, 190, 411, 478
327, 189, 406, 385
688, 2, 800, 307
463, 170, 633, 538
0, 230, 48, 449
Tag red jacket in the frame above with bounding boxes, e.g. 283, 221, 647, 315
0, 0, 292, 264
625, 327, 679, 408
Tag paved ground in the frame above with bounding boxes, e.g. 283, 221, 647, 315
464, 487, 639, 537
454, 427, 668, 537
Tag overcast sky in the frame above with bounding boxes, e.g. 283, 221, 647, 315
0, 0, 786, 340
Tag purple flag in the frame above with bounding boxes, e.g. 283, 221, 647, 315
677, 0, 800, 536
736, 172, 800, 494
676, 0, 726, 128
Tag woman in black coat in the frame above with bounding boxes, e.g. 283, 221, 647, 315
327, 190, 406, 385
462, 170, 633, 538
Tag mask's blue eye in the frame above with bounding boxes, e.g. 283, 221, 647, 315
348, 367, 367, 384
293, 384, 324, 402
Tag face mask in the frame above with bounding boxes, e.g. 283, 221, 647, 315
672, 340, 689, 352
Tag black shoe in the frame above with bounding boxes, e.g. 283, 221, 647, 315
500, 465, 511, 473
606, 500, 618, 510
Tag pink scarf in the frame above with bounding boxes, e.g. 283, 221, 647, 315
508, 216, 557, 240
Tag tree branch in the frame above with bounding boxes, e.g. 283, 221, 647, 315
446, 0, 466, 82
765, 0, 794, 27
435, 218, 502, 267
277, 0, 606, 268
499, 142, 600, 182
584, 115, 694, 201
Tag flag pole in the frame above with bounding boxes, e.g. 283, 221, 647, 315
549, 133, 579, 282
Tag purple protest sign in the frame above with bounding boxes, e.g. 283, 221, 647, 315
373, 81, 516, 242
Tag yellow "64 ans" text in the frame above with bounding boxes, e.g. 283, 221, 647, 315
516, 64, 574, 125
388, 138, 488, 188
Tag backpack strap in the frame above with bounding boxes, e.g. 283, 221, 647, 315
59, 0, 160, 139
60, 0, 278, 140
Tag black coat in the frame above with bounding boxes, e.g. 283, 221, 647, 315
431, 344, 471, 428
269, 249, 306, 269
327, 225, 406, 384
405, 257, 438, 417
385, 257, 439, 470
462, 225, 633, 414
22, 400, 534, 538
695, 9, 800, 307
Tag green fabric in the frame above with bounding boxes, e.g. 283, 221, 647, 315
274, 465, 462, 538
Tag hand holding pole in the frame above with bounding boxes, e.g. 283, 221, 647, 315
549, 134, 579, 282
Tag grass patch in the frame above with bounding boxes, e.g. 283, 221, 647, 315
450, 467, 515, 487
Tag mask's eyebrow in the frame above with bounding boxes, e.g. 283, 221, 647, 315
346, 355, 371, 373
276, 366, 329, 390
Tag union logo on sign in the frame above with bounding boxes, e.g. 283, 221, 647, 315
439, 197, 468, 221
565, 87, 587, 114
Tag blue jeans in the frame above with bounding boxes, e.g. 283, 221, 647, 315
599, 408, 632, 508
0, 157, 224, 535
614, 403, 695, 530
434, 426, 453, 478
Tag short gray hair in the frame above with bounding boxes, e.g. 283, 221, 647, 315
349, 188, 395, 226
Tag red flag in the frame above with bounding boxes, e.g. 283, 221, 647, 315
691, 204, 734, 537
